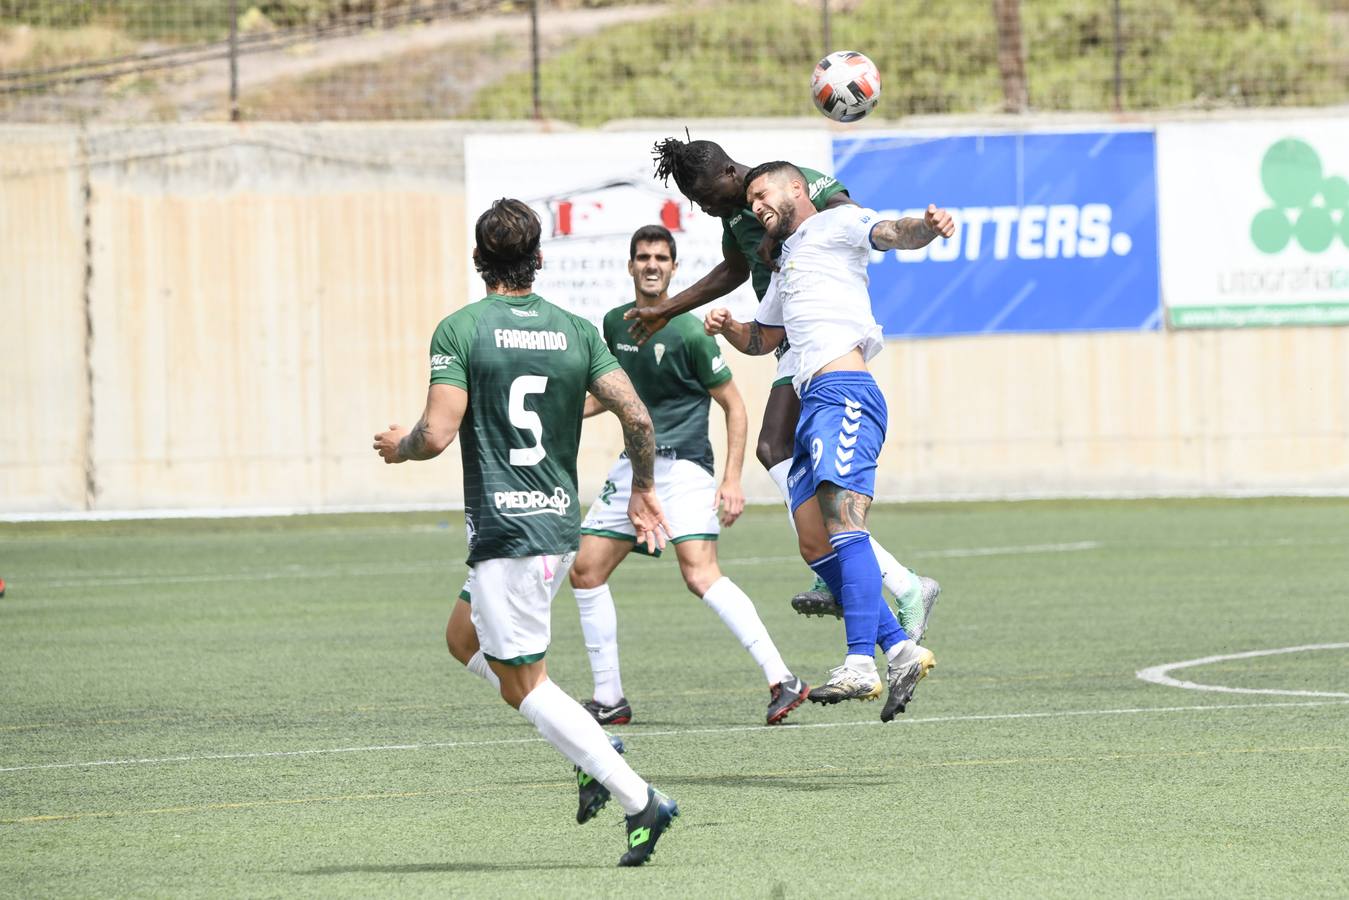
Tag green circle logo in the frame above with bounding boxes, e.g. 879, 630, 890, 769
1323, 175, 1349, 212
1261, 139, 1323, 208
1251, 138, 1346, 254
1251, 207, 1292, 253
1294, 207, 1335, 253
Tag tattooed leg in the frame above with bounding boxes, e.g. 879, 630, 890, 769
816, 482, 872, 536
815, 482, 897, 656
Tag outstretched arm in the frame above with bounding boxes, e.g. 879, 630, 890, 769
703, 308, 785, 357
626, 241, 750, 343
588, 368, 671, 551
870, 204, 956, 250
374, 384, 467, 463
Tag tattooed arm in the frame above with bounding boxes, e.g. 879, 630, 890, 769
588, 369, 656, 489
589, 369, 671, 550
373, 384, 467, 463
702, 309, 785, 357
582, 394, 606, 418
869, 204, 957, 250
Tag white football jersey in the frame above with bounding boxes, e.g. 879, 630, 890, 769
755, 205, 885, 394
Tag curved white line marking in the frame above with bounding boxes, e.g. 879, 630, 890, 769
1137, 643, 1349, 698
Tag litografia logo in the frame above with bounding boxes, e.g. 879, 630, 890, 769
1250, 138, 1349, 254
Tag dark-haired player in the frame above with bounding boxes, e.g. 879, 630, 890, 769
636, 135, 943, 640
374, 198, 677, 867
706, 162, 955, 720
571, 224, 809, 727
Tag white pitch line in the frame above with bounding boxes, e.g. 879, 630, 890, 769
1136, 644, 1349, 698
4, 697, 1347, 775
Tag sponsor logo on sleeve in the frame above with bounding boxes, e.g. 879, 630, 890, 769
807, 175, 838, 199
431, 353, 455, 371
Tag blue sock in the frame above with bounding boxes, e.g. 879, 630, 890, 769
829, 530, 885, 657
807, 551, 843, 605
876, 603, 908, 655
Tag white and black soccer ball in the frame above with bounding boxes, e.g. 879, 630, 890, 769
811, 50, 881, 123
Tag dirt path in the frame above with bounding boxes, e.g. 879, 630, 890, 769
170, 4, 670, 107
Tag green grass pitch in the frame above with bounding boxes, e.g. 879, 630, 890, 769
2, 499, 1347, 897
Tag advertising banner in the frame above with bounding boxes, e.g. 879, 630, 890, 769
1157, 120, 1349, 328
464, 130, 834, 328
832, 130, 1161, 336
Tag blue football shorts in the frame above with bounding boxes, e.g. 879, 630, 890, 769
787, 370, 888, 512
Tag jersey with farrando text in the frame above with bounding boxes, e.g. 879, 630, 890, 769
721, 166, 849, 301
601, 304, 733, 475
429, 293, 620, 564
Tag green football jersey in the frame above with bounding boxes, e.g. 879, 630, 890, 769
601, 303, 733, 475
429, 293, 620, 563
722, 165, 848, 300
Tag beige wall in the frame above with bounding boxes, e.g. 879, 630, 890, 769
0, 130, 89, 511
1, 123, 1345, 515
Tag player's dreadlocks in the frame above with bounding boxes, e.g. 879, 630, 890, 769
652, 132, 731, 196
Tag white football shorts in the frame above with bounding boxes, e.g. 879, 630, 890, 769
464, 551, 574, 665
773, 341, 801, 389
580, 455, 720, 555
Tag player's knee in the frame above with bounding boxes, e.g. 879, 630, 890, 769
569, 557, 605, 591
445, 625, 474, 665
497, 682, 527, 709
683, 570, 718, 598
755, 437, 789, 471
679, 558, 721, 597
797, 531, 831, 562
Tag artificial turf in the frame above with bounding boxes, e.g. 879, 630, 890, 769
2, 499, 1346, 897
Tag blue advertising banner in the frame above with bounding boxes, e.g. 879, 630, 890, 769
832, 130, 1161, 336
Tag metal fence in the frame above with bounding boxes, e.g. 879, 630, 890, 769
2, 0, 1346, 124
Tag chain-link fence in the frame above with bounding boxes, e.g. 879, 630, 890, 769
2, 0, 1346, 124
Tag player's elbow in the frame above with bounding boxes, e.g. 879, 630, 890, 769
422, 430, 454, 456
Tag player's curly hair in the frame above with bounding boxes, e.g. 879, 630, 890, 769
652, 134, 730, 196
474, 198, 542, 292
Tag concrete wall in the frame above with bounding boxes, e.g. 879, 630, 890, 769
1, 122, 1345, 515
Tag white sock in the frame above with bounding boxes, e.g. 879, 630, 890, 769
573, 584, 624, 706
466, 650, 500, 689
518, 678, 649, 814
702, 576, 792, 685
870, 538, 916, 601
767, 460, 799, 535
845, 653, 878, 676
886, 639, 917, 663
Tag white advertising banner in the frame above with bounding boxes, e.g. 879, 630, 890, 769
463, 130, 834, 327
1158, 119, 1349, 328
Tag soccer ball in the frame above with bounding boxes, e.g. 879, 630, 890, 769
811, 50, 881, 122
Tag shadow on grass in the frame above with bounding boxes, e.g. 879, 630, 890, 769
300, 861, 601, 875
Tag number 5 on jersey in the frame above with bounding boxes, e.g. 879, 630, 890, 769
508, 375, 549, 466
